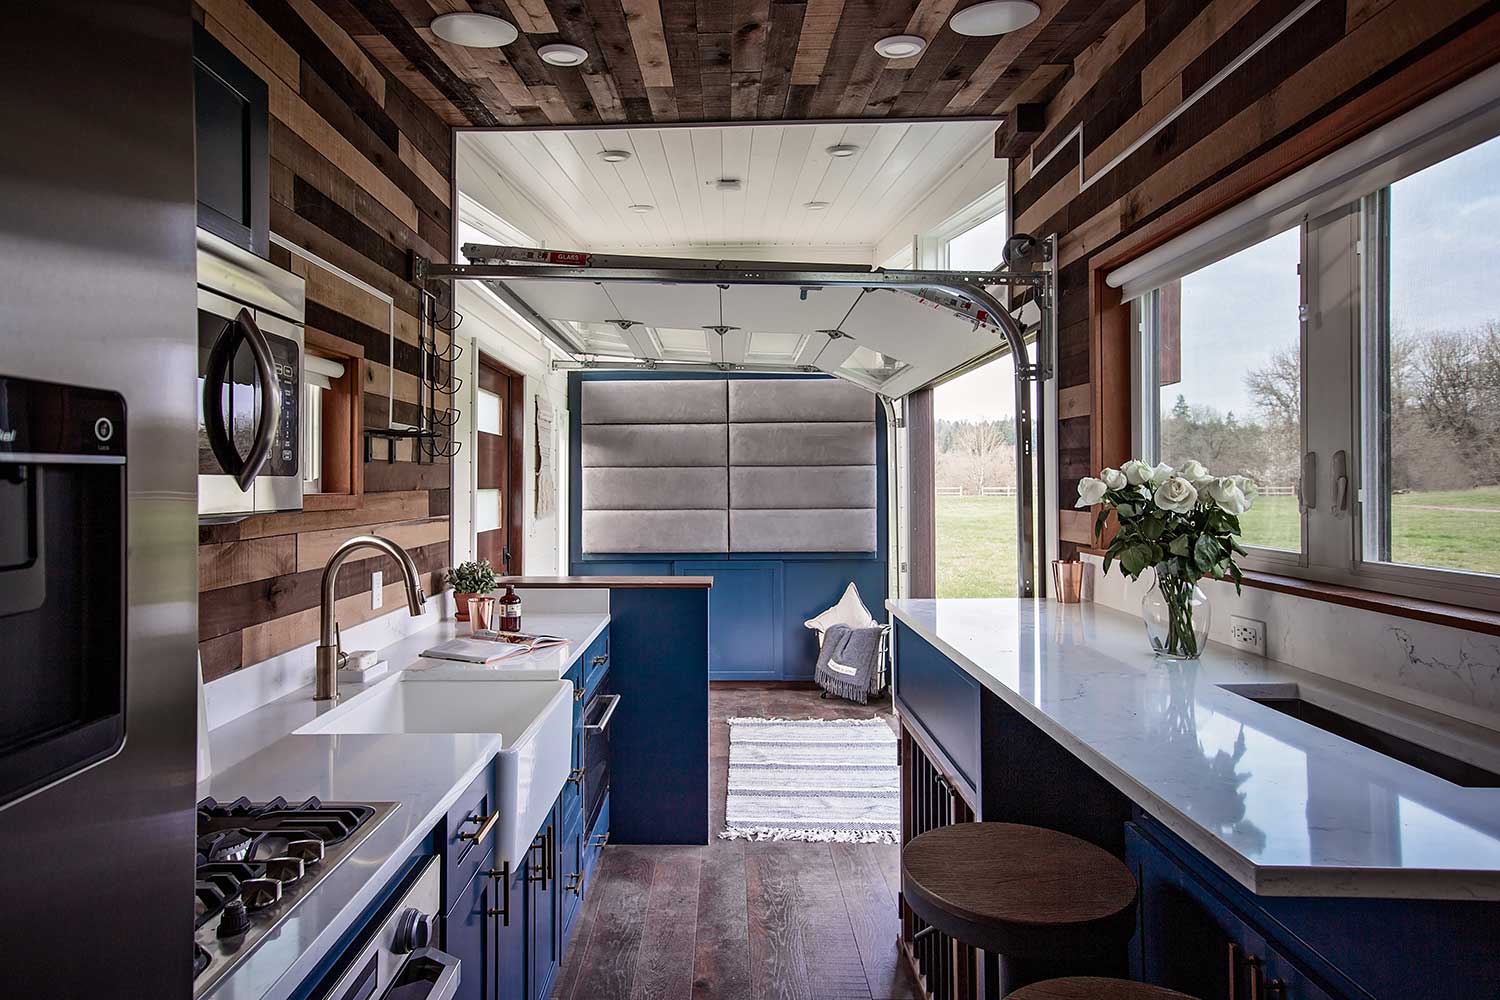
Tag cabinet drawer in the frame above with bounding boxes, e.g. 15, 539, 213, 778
558, 823, 583, 946
893, 624, 981, 797
582, 794, 609, 881
444, 845, 497, 1000
443, 763, 498, 912
581, 627, 610, 693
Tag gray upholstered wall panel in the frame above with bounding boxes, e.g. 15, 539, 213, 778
730, 509, 877, 552
729, 422, 875, 467
581, 423, 727, 468
583, 509, 728, 553
730, 466, 875, 509
583, 467, 728, 509
728, 379, 874, 422
581, 379, 727, 424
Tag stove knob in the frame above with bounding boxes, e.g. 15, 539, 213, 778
218, 899, 251, 938
265, 857, 305, 884
392, 908, 433, 954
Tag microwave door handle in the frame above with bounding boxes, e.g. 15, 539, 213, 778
233, 309, 282, 492
202, 314, 247, 484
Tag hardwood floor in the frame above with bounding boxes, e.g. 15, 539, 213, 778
552, 683, 919, 1000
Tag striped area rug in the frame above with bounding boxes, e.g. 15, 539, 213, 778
721, 717, 899, 844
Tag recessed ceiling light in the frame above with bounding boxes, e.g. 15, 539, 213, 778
430, 12, 518, 47
598, 149, 632, 163
826, 144, 860, 158
873, 34, 927, 58
628, 204, 655, 213
538, 43, 589, 66
949, 1, 1041, 36
804, 201, 830, 211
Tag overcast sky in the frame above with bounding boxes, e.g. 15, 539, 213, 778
928, 136, 1500, 423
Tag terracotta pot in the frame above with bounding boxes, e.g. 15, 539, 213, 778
454, 592, 476, 621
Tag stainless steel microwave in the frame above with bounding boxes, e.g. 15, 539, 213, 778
197, 229, 305, 520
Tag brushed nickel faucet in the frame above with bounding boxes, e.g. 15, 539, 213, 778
315, 535, 426, 702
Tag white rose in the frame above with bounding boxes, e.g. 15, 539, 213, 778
1121, 459, 1154, 486
1148, 462, 1176, 487
1207, 477, 1251, 515
1178, 460, 1214, 487
1100, 467, 1128, 491
1153, 475, 1199, 514
1231, 475, 1260, 504
1075, 477, 1108, 507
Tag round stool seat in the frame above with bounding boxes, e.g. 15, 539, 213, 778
901, 822, 1136, 960
1007, 977, 1198, 999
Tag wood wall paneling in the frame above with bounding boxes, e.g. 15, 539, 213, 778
196, 0, 452, 682
996, 0, 1500, 549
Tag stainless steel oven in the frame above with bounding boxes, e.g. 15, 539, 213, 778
581, 675, 620, 834
314, 857, 461, 1000
197, 228, 305, 519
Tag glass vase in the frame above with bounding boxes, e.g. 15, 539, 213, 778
1141, 573, 1211, 659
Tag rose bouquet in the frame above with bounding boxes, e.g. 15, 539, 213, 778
1076, 459, 1258, 658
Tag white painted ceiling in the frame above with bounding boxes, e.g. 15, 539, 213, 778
463, 120, 997, 252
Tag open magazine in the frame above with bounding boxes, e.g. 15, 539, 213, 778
421, 631, 568, 665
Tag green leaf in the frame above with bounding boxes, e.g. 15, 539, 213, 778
1120, 545, 1151, 577
1168, 535, 1190, 557
1193, 534, 1222, 574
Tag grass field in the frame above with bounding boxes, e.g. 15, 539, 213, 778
935, 487, 1500, 597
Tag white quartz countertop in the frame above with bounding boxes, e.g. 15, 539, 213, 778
202, 611, 608, 1000
887, 598, 1500, 901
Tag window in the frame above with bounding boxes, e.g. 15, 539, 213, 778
944, 210, 1009, 270
300, 345, 361, 506
1127, 99, 1500, 610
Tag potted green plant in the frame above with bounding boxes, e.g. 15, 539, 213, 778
447, 559, 497, 621
1078, 459, 1257, 659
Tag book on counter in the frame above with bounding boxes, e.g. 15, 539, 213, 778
421, 631, 568, 665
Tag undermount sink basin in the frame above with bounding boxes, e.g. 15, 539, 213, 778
296, 674, 574, 867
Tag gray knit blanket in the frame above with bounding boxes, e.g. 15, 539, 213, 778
814, 624, 886, 704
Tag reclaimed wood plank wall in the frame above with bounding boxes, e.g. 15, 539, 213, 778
1004, 0, 1500, 555
194, 0, 455, 681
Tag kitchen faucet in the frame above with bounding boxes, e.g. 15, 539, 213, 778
315, 535, 426, 702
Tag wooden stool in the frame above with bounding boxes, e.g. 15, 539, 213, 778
901, 822, 1138, 998
1007, 977, 1197, 999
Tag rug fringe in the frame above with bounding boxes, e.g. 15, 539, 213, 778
719, 826, 899, 845
725, 716, 891, 727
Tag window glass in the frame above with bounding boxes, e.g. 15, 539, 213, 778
476, 488, 502, 534
1156, 228, 1302, 551
1369, 135, 1500, 576
933, 354, 1020, 597
477, 388, 502, 436
945, 212, 1008, 270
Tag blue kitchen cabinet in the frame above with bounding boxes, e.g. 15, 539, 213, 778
528, 816, 559, 1000
1127, 822, 1349, 1000
675, 560, 782, 680
447, 844, 526, 1000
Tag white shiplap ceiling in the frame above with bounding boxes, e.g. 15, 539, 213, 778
462, 121, 997, 252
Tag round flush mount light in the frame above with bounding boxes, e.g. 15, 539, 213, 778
598, 149, 632, 163
804, 201, 830, 211
628, 203, 655, 213
826, 143, 860, 158
430, 12, 518, 47
949, 0, 1041, 36
873, 34, 927, 58
538, 43, 589, 66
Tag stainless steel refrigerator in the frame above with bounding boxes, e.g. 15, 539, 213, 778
0, 1, 200, 995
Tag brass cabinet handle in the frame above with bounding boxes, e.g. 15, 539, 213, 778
591, 655, 608, 667
1227, 942, 1240, 1000
483, 863, 512, 926
567, 767, 585, 786
574, 687, 585, 702
591, 832, 609, 848
1265, 980, 1285, 999
567, 871, 583, 896
1246, 955, 1263, 1000
460, 809, 500, 846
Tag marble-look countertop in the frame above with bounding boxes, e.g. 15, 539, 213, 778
887, 598, 1500, 900
202, 612, 608, 1000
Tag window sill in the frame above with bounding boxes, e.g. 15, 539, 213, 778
1077, 549, 1500, 638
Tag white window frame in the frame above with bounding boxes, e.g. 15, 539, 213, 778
1125, 67, 1500, 612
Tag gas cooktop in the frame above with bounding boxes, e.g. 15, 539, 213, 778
193, 796, 399, 997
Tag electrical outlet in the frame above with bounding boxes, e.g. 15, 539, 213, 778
371, 570, 383, 610
1229, 615, 1266, 657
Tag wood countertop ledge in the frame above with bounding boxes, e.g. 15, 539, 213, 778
497, 575, 714, 589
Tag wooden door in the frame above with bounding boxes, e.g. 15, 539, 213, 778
477, 356, 523, 575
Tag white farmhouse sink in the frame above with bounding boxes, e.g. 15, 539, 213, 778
297, 675, 574, 868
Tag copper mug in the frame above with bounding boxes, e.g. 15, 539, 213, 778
1051, 560, 1087, 603
467, 596, 497, 634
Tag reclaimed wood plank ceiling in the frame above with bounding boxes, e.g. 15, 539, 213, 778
313, 0, 1138, 126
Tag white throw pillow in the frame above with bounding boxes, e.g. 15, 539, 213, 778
804, 582, 877, 646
